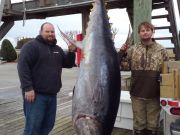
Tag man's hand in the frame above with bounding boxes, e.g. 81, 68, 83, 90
120, 44, 129, 52
68, 43, 77, 52
25, 90, 35, 102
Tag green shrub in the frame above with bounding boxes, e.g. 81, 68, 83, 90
1, 39, 17, 62
16, 37, 34, 49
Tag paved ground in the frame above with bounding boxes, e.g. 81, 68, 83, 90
0, 62, 78, 99
0, 63, 21, 100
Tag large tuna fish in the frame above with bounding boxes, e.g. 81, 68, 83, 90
72, 0, 121, 134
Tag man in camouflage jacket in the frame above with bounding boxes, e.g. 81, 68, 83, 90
119, 22, 169, 135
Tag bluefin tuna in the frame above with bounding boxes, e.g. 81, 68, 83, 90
72, 0, 121, 134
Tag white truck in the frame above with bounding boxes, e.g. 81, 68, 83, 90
160, 98, 180, 135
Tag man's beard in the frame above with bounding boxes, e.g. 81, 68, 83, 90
141, 37, 151, 42
45, 37, 56, 45
141, 38, 154, 46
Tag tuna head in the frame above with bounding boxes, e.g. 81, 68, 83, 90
72, 0, 121, 134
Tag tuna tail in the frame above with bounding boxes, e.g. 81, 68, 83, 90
83, 0, 113, 51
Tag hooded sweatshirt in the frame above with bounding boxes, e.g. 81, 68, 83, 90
17, 35, 75, 95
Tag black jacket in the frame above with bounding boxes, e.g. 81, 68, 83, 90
17, 35, 75, 95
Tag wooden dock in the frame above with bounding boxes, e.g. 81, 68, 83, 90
0, 87, 132, 135
0, 64, 132, 135
0, 86, 75, 135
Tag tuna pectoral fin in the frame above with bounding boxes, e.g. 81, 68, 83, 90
74, 116, 102, 135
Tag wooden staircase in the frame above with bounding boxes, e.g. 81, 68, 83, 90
0, 21, 14, 40
0, 0, 15, 40
152, 0, 180, 60
0, 0, 179, 59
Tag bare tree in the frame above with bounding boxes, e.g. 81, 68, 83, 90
111, 27, 119, 40
64, 30, 81, 40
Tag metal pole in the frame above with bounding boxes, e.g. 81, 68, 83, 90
23, 0, 26, 26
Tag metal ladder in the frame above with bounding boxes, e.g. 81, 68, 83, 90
0, 0, 5, 24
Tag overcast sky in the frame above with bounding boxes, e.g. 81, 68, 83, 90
1, 0, 180, 49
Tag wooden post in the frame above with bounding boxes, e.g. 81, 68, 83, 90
133, 0, 152, 43
39, 0, 52, 7
82, 9, 90, 35
0, 0, 5, 23
177, 0, 180, 17
4, 0, 11, 10
0, 20, 14, 40
39, 0, 45, 7
45, 0, 52, 5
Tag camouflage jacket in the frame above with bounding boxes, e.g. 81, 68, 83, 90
119, 42, 169, 98
124, 42, 169, 71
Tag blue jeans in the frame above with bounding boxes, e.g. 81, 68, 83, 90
23, 93, 57, 135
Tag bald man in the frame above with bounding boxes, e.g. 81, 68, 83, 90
18, 22, 76, 135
